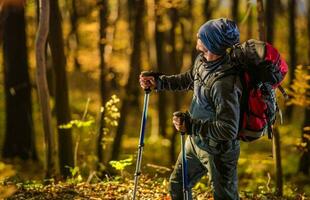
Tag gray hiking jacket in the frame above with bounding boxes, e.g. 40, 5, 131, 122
156, 54, 243, 146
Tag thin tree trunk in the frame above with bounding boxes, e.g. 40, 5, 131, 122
155, 0, 168, 138
308, 0, 310, 64
145, 0, 160, 139
168, 8, 181, 164
127, 0, 134, 31
231, 0, 239, 23
97, 107, 105, 171
275, 0, 284, 13
68, 0, 81, 70
273, 128, 283, 196
299, 6, 310, 172
184, 1, 198, 66
97, 0, 109, 171
299, 109, 310, 175
256, 0, 266, 41
35, 0, 55, 98
145, 0, 156, 71
266, 0, 275, 44
204, 0, 220, 21
204, 0, 211, 21
257, 0, 283, 195
105, 0, 119, 65
35, 0, 56, 178
286, 0, 297, 120
184, 0, 194, 62
0, 10, 8, 45
246, 2, 253, 39
2, 6, 37, 161
48, 0, 74, 177
111, 0, 145, 161
119, 0, 140, 109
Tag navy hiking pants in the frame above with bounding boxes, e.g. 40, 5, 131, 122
169, 136, 240, 200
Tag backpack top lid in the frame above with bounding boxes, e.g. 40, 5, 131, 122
264, 42, 288, 81
231, 39, 288, 86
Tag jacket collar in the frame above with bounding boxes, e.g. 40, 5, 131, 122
199, 53, 230, 72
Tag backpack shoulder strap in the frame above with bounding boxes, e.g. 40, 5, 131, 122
204, 65, 238, 98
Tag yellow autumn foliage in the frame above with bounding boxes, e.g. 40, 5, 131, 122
287, 65, 310, 107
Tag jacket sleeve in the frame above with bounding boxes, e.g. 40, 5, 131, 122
156, 69, 194, 91
155, 56, 201, 91
188, 75, 243, 141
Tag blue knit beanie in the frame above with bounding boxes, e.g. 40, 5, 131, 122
198, 18, 240, 55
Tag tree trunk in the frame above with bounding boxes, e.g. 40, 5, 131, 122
127, 0, 134, 31
111, 0, 145, 161
204, 0, 220, 22
257, 0, 283, 195
266, 0, 275, 44
204, 0, 211, 21
0, 10, 8, 45
273, 128, 283, 196
246, 2, 253, 39
48, 0, 74, 177
231, 0, 239, 23
145, 0, 157, 71
2, 6, 37, 161
308, 0, 310, 63
183, 0, 194, 62
97, 0, 109, 170
168, 8, 182, 164
299, 109, 310, 175
35, 0, 55, 98
286, 0, 297, 120
256, 0, 266, 41
155, 1, 168, 138
299, 5, 310, 172
68, 0, 81, 70
275, 0, 284, 13
35, 0, 56, 178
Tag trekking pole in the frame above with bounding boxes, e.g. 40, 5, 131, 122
173, 112, 189, 200
132, 72, 153, 200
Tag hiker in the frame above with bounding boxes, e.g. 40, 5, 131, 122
139, 18, 242, 200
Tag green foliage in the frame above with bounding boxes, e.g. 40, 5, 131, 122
65, 166, 83, 184
109, 157, 133, 172
20, 180, 44, 190
58, 119, 95, 129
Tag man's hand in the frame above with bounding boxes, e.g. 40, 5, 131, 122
173, 115, 186, 133
139, 71, 157, 90
173, 111, 191, 133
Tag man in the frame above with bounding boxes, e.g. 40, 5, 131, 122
139, 18, 242, 200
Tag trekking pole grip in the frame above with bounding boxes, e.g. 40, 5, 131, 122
141, 71, 156, 93
173, 111, 186, 135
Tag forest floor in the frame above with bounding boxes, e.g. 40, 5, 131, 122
2, 175, 308, 200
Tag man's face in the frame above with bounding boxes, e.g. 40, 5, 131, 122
196, 37, 221, 61
196, 38, 208, 54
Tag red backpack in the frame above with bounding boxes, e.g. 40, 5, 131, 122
231, 39, 288, 141
205, 39, 288, 142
